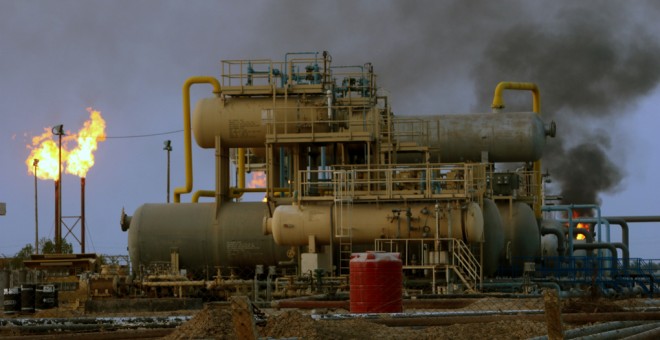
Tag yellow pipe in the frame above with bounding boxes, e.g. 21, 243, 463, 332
229, 187, 290, 198
238, 148, 246, 193
192, 190, 216, 203
173, 76, 221, 203
491, 82, 540, 113
490, 82, 543, 219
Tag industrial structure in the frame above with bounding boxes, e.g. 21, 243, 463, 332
118, 51, 658, 300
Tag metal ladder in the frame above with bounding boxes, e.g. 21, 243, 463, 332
334, 170, 354, 276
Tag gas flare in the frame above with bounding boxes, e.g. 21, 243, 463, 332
25, 108, 106, 180
66, 108, 107, 177
248, 171, 267, 188
572, 210, 590, 240
25, 129, 66, 180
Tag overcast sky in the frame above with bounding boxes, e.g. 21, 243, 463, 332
1, 0, 659, 259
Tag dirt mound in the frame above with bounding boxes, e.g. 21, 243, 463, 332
166, 301, 551, 339
164, 303, 235, 339
33, 307, 84, 318
261, 310, 397, 339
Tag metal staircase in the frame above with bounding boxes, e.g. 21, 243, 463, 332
450, 239, 481, 293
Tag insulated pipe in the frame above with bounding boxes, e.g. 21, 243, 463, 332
603, 216, 660, 223
174, 76, 221, 203
611, 242, 630, 273
530, 321, 647, 340
490, 82, 543, 219
573, 243, 618, 271
541, 205, 604, 255
540, 227, 566, 255
603, 217, 630, 253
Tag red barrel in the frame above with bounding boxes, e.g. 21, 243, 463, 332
350, 251, 402, 313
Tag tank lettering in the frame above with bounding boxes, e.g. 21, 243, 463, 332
226, 240, 260, 252
229, 119, 260, 139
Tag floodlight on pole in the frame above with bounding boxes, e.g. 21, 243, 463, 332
164, 140, 173, 203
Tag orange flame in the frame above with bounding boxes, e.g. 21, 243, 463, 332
25, 108, 106, 180
25, 129, 67, 180
248, 171, 266, 188
66, 108, 106, 177
572, 210, 589, 240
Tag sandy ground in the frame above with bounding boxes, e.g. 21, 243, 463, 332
2, 297, 657, 339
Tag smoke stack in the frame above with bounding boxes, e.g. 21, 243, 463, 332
54, 179, 61, 253
81, 177, 86, 253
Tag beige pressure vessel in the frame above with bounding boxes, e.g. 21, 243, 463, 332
266, 202, 484, 246
192, 96, 330, 148
126, 202, 291, 274
396, 112, 554, 163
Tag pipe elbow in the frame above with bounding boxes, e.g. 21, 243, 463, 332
175, 76, 222, 203
491, 82, 540, 113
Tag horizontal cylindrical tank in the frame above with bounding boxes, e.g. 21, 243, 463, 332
126, 202, 291, 275
397, 112, 553, 163
482, 198, 505, 276
192, 96, 330, 148
266, 202, 484, 246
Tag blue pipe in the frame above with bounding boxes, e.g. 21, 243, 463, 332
279, 147, 286, 191
542, 205, 604, 256
284, 51, 319, 86
320, 147, 327, 181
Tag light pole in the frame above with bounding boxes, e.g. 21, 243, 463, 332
164, 140, 172, 203
33, 158, 39, 254
52, 124, 64, 253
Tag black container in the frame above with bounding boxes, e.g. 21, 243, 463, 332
36, 285, 57, 310
20, 284, 35, 313
3, 288, 21, 314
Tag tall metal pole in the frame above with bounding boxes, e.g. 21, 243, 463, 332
54, 179, 58, 252
52, 124, 64, 254
57, 129, 62, 253
33, 159, 39, 254
164, 140, 172, 203
81, 177, 85, 253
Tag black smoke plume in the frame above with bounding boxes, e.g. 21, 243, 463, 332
472, 5, 660, 204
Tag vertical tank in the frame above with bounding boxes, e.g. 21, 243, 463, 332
350, 252, 402, 313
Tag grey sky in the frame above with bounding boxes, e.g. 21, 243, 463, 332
1, 0, 659, 259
